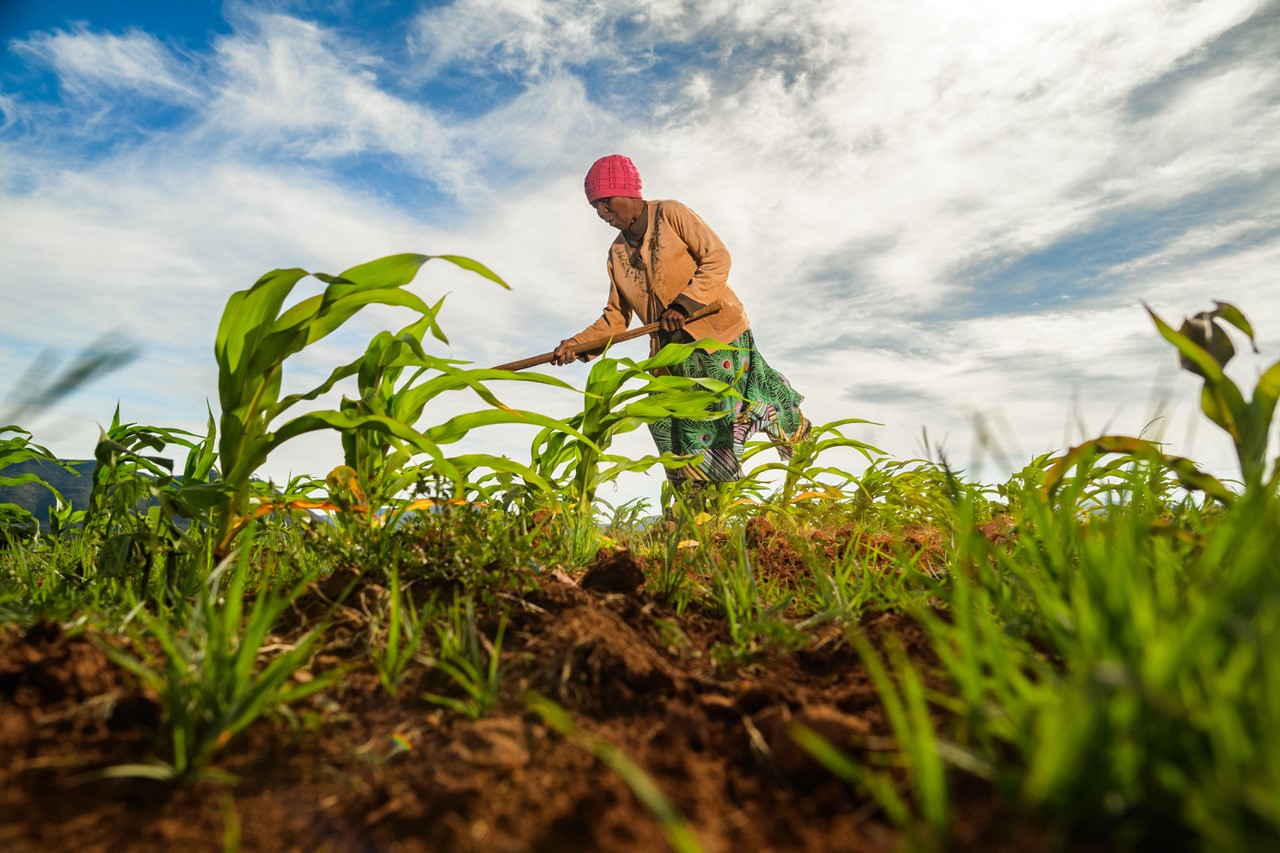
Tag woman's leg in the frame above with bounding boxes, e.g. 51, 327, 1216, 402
647, 330, 808, 485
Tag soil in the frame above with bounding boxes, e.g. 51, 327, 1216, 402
1, 525, 1039, 852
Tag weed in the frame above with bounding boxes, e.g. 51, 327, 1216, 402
422, 596, 507, 720
369, 566, 427, 697
707, 534, 805, 665
99, 537, 338, 781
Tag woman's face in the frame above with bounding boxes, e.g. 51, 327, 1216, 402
591, 196, 643, 230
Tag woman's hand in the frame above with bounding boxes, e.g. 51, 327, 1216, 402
659, 308, 687, 333
551, 339, 578, 365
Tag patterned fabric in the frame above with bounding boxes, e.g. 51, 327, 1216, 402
648, 330, 809, 483
584, 154, 642, 202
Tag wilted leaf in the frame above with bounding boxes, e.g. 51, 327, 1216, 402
1178, 312, 1236, 374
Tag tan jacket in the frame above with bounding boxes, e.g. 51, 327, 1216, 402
568, 200, 750, 356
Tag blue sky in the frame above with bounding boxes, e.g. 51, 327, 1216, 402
3, 0, 1278, 503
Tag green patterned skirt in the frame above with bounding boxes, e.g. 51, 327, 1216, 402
648, 330, 809, 483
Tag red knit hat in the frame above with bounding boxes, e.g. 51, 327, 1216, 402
584, 154, 642, 203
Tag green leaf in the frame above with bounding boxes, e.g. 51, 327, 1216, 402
1249, 359, 1280, 432
424, 407, 598, 448
447, 453, 557, 495
215, 268, 308, 376
306, 288, 436, 346
1200, 385, 1233, 434
337, 253, 432, 288
0, 471, 62, 491
436, 255, 510, 288
1210, 301, 1258, 352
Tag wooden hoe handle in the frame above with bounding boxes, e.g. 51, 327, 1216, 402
492, 300, 724, 372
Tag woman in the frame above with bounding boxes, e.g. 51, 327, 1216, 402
552, 154, 809, 485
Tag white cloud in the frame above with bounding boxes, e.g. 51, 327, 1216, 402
196, 12, 475, 192
459, 72, 602, 177
10, 25, 200, 102
408, 0, 843, 82
622, 0, 1277, 345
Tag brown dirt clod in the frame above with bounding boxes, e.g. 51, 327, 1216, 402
579, 546, 646, 595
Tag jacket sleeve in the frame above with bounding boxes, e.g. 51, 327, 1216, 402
665, 201, 732, 314
567, 262, 633, 358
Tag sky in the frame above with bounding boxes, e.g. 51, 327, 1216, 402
2, 0, 1278, 509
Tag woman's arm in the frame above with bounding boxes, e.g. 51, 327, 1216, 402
664, 201, 732, 315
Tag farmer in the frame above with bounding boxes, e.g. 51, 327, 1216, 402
551, 154, 810, 485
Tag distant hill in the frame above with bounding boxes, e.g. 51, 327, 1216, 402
0, 460, 312, 534
0, 458, 183, 531
0, 459, 97, 530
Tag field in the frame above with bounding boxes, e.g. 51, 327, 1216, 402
2, 255, 1278, 852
